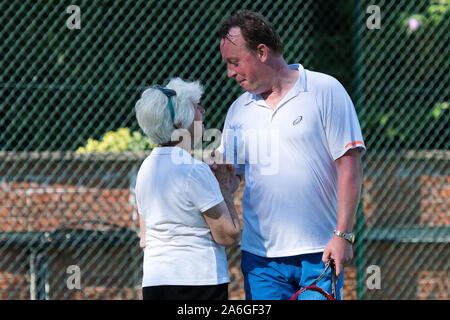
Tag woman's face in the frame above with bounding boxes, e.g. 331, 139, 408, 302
193, 102, 205, 123
187, 101, 206, 139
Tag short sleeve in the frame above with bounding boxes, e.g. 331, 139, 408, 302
317, 76, 366, 160
186, 163, 224, 213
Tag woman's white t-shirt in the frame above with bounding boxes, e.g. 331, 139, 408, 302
135, 146, 229, 286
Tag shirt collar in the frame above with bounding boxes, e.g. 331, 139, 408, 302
243, 63, 306, 107
151, 146, 188, 156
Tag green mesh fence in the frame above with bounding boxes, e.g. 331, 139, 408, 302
0, 0, 448, 300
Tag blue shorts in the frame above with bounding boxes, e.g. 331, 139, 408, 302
241, 250, 344, 300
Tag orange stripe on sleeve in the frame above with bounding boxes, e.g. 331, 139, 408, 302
345, 141, 365, 149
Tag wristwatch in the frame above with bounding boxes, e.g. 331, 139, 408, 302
333, 230, 355, 244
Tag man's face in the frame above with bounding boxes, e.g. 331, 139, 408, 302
220, 27, 265, 94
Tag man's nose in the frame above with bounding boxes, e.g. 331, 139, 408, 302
227, 66, 236, 78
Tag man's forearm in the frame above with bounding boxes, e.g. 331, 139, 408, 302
336, 174, 361, 233
335, 149, 363, 233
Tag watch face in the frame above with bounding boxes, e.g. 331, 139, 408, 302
350, 234, 355, 243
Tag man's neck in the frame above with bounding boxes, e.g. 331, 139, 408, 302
260, 58, 299, 108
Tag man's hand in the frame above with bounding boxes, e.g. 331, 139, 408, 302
322, 235, 353, 277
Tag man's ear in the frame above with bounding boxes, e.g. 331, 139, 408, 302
256, 44, 269, 62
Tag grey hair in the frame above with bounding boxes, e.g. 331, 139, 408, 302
135, 78, 203, 145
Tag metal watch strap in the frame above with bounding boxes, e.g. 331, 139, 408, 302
334, 230, 355, 244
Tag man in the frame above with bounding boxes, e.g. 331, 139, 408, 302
216, 10, 365, 300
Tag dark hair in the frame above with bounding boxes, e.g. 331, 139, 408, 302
218, 10, 283, 56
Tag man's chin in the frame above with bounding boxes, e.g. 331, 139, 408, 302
245, 87, 260, 94
239, 82, 263, 94
240, 82, 254, 93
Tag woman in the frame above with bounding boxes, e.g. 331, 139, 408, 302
134, 78, 241, 300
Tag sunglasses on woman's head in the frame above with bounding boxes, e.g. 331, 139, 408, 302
154, 85, 176, 123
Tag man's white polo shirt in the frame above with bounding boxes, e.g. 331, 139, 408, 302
219, 64, 366, 257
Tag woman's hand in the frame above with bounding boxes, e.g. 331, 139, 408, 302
139, 214, 146, 250
209, 150, 241, 194
140, 237, 146, 250
212, 163, 236, 194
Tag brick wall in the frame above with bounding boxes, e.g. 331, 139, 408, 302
0, 151, 448, 300
420, 175, 450, 226
417, 270, 449, 300
0, 152, 143, 300
359, 152, 449, 299
1, 183, 135, 232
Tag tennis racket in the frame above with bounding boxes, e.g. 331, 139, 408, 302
290, 259, 338, 300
